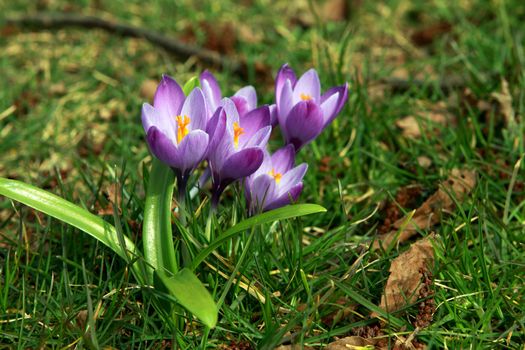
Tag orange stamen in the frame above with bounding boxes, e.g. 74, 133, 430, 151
268, 168, 282, 183
300, 93, 312, 101
233, 122, 245, 148
176, 115, 191, 143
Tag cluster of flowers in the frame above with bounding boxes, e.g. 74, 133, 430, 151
141, 64, 348, 213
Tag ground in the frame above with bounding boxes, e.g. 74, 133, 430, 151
0, 0, 524, 348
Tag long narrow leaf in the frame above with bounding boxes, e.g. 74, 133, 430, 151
156, 268, 218, 328
142, 158, 178, 282
0, 177, 144, 283
191, 204, 326, 270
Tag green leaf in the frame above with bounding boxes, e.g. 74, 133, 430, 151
0, 177, 144, 283
156, 268, 218, 328
182, 76, 199, 95
191, 204, 326, 270
142, 158, 178, 282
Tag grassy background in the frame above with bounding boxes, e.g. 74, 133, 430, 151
1, 0, 524, 348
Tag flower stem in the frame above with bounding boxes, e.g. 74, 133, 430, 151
210, 183, 224, 212
176, 173, 188, 227
175, 172, 190, 267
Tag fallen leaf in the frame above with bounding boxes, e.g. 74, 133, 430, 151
374, 235, 436, 315
417, 156, 432, 168
410, 21, 452, 47
237, 23, 264, 44
396, 112, 448, 138
97, 183, 122, 216
49, 82, 66, 96
378, 185, 423, 235
325, 336, 377, 349
219, 340, 253, 350
200, 20, 237, 54
396, 116, 421, 138
396, 101, 454, 139
322, 0, 349, 22
374, 169, 475, 248
491, 79, 516, 128
140, 79, 158, 102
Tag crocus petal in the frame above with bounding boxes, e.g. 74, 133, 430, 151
243, 126, 272, 149
320, 92, 340, 125
269, 104, 278, 127
248, 174, 276, 212
209, 134, 233, 176
277, 163, 308, 196
320, 84, 348, 125
200, 70, 222, 113
277, 79, 294, 135
146, 126, 183, 170
293, 69, 321, 104
231, 96, 249, 118
180, 87, 208, 131
284, 101, 324, 150
142, 103, 176, 142
234, 86, 257, 112
275, 64, 297, 102
220, 147, 264, 183
239, 106, 270, 145
271, 145, 295, 174
176, 130, 210, 174
251, 150, 273, 178
206, 107, 227, 153
153, 75, 184, 120
265, 183, 303, 211
220, 97, 240, 134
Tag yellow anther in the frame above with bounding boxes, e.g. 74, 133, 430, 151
300, 93, 312, 101
233, 122, 245, 148
176, 115, 191, 143
268, 168, 282, 183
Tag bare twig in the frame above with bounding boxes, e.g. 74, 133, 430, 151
3, 13, 251, 77
3, 12, 465, 89
378, 76, 465, 94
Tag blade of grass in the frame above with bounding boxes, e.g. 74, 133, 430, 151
0, 177, 144, 284
190, 204, 326, 270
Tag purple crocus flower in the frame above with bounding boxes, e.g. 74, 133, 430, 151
141, 75, 209, 189
275, 64, 348, 151
206, 98, 272, 207
200, 70, 259, 118
246, 145, 307, 213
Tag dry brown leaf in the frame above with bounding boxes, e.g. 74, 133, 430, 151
274, 345, 314, 350
325, 336, 378, 349
396, 116, 421, 138
237, 23, 264, 44
97, 183, 122, 215
417, 156, 432, 168
410, 21, 452, 47
396, 101, 454, 139
199, 21, 237, 54
322, 0, 348, 22
396, 112, 448, 138
49, 82, 67, 96
140, 79, 158, 102
491, 79, 516, 128
374, 235, 436, 316
374, 169, 475, 249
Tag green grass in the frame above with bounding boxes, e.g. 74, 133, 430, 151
1, 0, 525, 348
